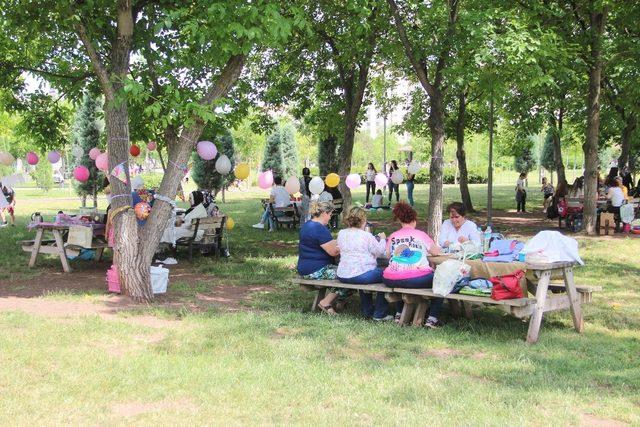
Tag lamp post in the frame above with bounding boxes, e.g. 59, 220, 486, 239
487, 82, 494, 226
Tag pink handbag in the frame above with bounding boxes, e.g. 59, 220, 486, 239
106, 264, 121, 293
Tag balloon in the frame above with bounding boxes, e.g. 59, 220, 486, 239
215, 154, 232, 174
71, 146, 84, 159
131, 175, 144, 190
95, 153, 109, 171
234, 163, 250, 180
325, 173, 340, 188
134, 202, 152, 221
408, 161, 421, 175
257, 170, 274, 189
309, 176, 324, 195
391, 170, 404, 184
147, 141, 157, 151
0, 152, 14, 166
345, 173, 361, 190
89, 148, 101, 160
47, 151, 61, 164
374, 173, 388, 188
226, 217, 235, 230
26, 152, 39, 166
129, 144, 141, 157
73, 165, 90, 182
285, 176, 300, 194
196, 140, 217, 161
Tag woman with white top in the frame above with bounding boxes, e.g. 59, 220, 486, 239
365, 163, 377, 203
438, 202, 481, 249
607, 177, 625, 231
337, 206, 391, 321
515, 172, 527, 213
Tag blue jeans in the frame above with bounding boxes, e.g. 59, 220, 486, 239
388, 182, 399, 202
384, 273, 443, 319
339, 268, 388, 319
406, 181, 415, 206
260, 209, 284, 230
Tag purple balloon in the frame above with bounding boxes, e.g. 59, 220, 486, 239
196, 140, 217, 161
47, 151, 61, 164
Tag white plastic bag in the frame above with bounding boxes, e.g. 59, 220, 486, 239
150, 266, 169, 294
521, 230, 584, 265
433, 259, 471, 297
620, 204, 634, 224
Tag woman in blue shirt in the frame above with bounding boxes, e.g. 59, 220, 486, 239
297, 200, 342, 314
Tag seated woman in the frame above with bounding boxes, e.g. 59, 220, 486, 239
606, 177, 626, 231
174, 190, 209, 241
337, 207, 391, 321
438, 202, 480, 250
568, 177, 584, 199
383, 202, 443, 328
297, 201, 343, 314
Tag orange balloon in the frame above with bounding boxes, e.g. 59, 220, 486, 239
134, 202, 151, 220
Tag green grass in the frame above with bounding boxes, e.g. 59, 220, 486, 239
0, 183, 639, 424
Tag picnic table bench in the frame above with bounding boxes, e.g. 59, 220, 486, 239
294, 261, 601, 343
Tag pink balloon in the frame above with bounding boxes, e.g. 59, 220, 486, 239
147, 141, 157, 151
345, 173, 361, 190
47, 151, 61, 164
89, 148, 101, 160
95, 153, 109, 171
74, 165, 90, 182
26, 152, 39, 166
258, 170, 274, 190
196, 140, 217, 161
374, 173, 388, 188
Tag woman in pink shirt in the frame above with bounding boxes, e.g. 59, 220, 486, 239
383, 202, 444, 328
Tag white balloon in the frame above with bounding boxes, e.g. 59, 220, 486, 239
407, 161, 421, 175
391, 170, 404, 184
215, 154, 232, 174
309, 176, 324, 195
285, 176, 300, 194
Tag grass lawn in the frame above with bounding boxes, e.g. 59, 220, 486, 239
0, 183, 638, 425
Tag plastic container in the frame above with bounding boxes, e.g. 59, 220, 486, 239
106, 264, 121, 293
150, 266, 169, 294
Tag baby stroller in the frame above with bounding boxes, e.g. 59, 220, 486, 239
557, 198, 584, 231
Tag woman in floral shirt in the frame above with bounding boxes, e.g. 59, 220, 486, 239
337, 207, 392, 321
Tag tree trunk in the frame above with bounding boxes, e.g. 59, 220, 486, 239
338, 120, 357, 209
618, 113, 637, 170
82, 195, 86, 208
551, 108, 567, 186
583, 9, 607, 235
455, 91, 474, 212
427, 92, 446, 239
93, 188, 98, 208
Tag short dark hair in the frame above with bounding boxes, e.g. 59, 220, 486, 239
274, 176, 283, 185
447, 202, 466, 217
302, 167, 310, 176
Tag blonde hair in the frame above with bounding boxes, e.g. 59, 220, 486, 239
343, 206, 367, 228
309, 200, 334, 218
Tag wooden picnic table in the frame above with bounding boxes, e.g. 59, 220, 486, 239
21, 222, 106, 273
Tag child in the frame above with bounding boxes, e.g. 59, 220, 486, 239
540, 177, 554, 213
515, 173, 527, 213
371, 189, 383, 208
1, 185, 16, 227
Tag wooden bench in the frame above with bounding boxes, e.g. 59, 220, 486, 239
268, 203, 299, 229
294, 261, 601, 343
64, 240, 109, 261
175, 216, 226, 261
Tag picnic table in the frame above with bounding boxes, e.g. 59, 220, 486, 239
20, 222, 107, 273
295, 258, 600, 343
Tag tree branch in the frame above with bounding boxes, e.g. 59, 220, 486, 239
316, 28, 348, 88
75, 19, 113, 100
387, 0, 435, 98
434, 0, 460, 89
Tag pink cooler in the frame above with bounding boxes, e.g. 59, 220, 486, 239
107, 264, 121, 293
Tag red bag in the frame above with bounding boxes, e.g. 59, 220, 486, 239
490, 270, 525, 300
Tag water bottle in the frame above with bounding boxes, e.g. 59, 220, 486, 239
477, 226, 483, 250
483, 226, 492, 252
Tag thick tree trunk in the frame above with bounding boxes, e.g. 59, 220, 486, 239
583, 10, 607, 235
427, 93, 446, 239
455, 91, 474, 213
618, 114, 636, 170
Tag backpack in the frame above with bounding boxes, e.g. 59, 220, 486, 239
547, 203, 559, 219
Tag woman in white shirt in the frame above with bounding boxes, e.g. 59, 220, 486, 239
252, 176, 291, 231
337, 206, 392, 321
607, 177, 625, 231
365, 163, 377, 203
438, 202, 481, 249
